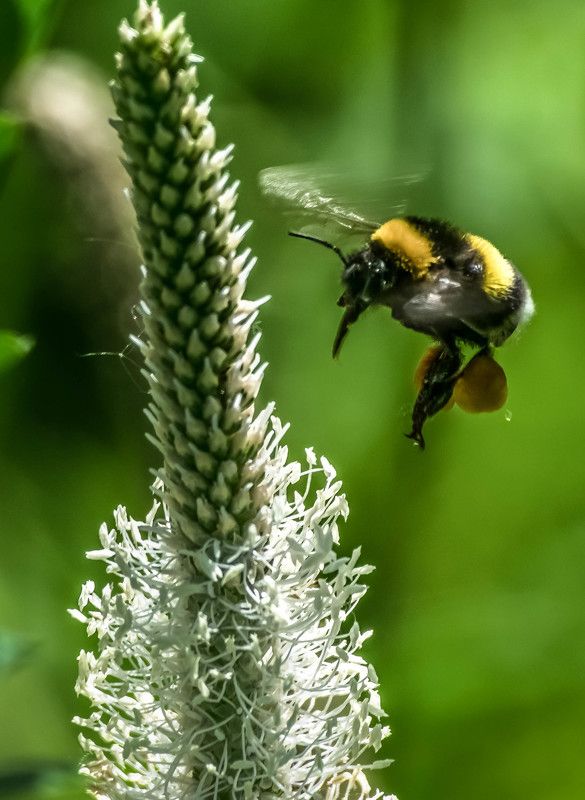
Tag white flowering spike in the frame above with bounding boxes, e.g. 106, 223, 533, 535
72, 3, 396, 800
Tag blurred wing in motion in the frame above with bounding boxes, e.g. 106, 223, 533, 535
259, 162, 428, 237
260, 163, 379, 234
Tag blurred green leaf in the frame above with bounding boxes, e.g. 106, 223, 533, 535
33, 767, 83, 800
0, 763, 78, 799
0, 331, 34, 374
0, 1, 24, 85
15, 0, 57, 53
15, 0, 54, 27
0, 630, 36, 673
0, 113, 21, 162
0, 0, 58, 82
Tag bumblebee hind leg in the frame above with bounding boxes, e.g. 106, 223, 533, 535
406, 342, 462, 449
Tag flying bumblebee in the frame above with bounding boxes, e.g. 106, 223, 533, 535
260, 167, 534, 448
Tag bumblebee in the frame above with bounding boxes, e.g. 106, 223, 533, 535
290, 217, 533, 447
259, 167, 533, 448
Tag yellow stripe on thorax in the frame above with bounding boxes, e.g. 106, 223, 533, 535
371, 218, 434, 276
466, 233, 515, 298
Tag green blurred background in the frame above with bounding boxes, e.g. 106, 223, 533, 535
1, 1, 584, 798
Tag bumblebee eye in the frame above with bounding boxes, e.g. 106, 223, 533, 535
464, 260, 483, 278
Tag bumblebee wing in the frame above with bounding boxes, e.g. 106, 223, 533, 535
396, 275, 465, 330
396, 276, 493, 345
259, 163, 393, 234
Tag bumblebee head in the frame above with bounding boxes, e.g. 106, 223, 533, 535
342, 248, 388, 305
288, 231, 386, 357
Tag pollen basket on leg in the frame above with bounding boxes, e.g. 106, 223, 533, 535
371, 218, 435, 275
466, 233, 515, 298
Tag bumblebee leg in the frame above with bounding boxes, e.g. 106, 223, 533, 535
406, 344, 462, 449
332, 301, 365, 358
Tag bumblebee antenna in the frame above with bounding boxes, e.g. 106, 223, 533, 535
288, 231, 348, 266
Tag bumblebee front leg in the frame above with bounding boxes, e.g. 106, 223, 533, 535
332, 298, 366, 358
406, 343, 463, 449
